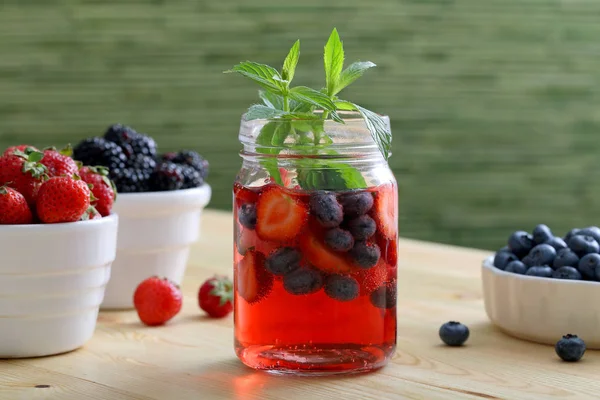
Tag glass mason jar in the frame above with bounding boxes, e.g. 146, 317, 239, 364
233, 112, 398, 375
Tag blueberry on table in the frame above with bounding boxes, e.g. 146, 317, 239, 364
579, 226, 600, 245
553, 248, 580, 269
508, 231, 535, 258
324, 228, 354, 252
346, 215, 377, 241
525, 266, 554, 278
577, 253, 600, 280
265, 247, 302, 276
338, 191, 374, 217
555, 334, 586, 362
505, 261, 528, 274
564, 228, 582, 243
238, 203, 257, 230
552, 266, 582, 280
283, 267, 324, 295
545, 237, 568, 251
309, 192, 344, 228
568, 235, 600, 256
533, 224, 553, 245
324, 275, 359, 301
349, 241, 381, 269
439, 321, 469, 346
528, 244, 557, 266
493, 251, 519, 270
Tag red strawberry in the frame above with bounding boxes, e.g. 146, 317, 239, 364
377, 234, 398, 267
0, 150, 47, 205
36, 175, 91, 223
0, 186, 33, 224
40, 147, 78, 177
236, 250, 273, 304
353, 260, 389, 296
80, 206, 102, 220
235, 226, 257, 256
255, 185, 308, 242
198, 275, 234, 318
78, 166, 116, 216
373, 184, 398, 240
234, 184, 259, 208
133, 276, 183, 326
3, 145, 39, 156
299, 230, 355, 274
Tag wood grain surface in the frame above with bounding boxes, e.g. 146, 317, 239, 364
2, 209, 600, 400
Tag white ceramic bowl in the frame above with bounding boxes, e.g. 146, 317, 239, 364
100, 185, 211, 309
482, 255, 600, 348
0, 214, 118, 358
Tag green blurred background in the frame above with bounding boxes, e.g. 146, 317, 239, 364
1, 0, 599, 250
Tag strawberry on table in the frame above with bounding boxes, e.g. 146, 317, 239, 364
40, 146, 78, 177
36, 175, 92, 223
236, 250, 273, 304
198, 275, 234, 318
134, 276, 183, 326
0, 186, 33, 224
255, 184, 308, 242
372, 184, 398, 240
78, 166, 116, 217
0, 149, 47, 205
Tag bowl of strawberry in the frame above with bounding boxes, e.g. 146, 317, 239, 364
0, 145, 118, 358
73, 124, 212, 310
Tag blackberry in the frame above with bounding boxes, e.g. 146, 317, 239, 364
127, 153, 157, 175
111, 167, 151, 193
172, 150, 209, 179
73, 137, 126, 172
149, 162, 184, 191
103, 124, 136, 157
130, 133, 157, 158
180, 165, 204, 189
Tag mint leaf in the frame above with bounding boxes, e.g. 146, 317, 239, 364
334, 100, 356, 111
272, 121, 291, 145
290, 99, 314, 113
335, 61, 376, 95
282, 40, 300, 82
225, 62, 285, 94
259, 90, 284, 109
353, 104, 392, 160
246, 105, 287, 120
297, 161, 367, 191
255, 122, 283, 185
324, 28, 344, 97
289, 86, 336, 112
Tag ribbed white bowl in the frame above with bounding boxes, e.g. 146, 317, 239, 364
0, 214, 118, 358
482, 256, 600, 349
101, 185, 211, 309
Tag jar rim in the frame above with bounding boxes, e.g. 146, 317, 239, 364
241, 110, 388, 123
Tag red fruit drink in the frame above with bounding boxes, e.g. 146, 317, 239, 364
233, 182, 398, 375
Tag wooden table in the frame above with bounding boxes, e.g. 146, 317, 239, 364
3, 210, 600, 400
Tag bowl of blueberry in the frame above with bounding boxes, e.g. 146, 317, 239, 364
73, 124, 211, 309
482, 224, 600, 348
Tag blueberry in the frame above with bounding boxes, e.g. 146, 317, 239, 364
553, 249, 580, 269
265, 247, 301, 276
552, 266, 582, 280
555, 334, 586, 362
238, 203, 257, 230
568, 235, 600, 256
370, 282, 397, 309
283, 267, 324, 295
346, 215, 377, 241
439, 321, 469, 346
525, 266, 553, 278
545, 237, 568, 252
579, 226, 600, 244
528, 244, 557, 266
349, 242, 381, 269
505, 261, 528, 274
508, 231, 535, 258
338, 191, 374, 217
493, 251, 519, 270
522, 255, 536, 267
324, 228, 354, 252
577, 253, 600, 280
564, 228, 582, 243
533, 224, 553, 245
309, 192, 343, 228
324, 275, 359, 301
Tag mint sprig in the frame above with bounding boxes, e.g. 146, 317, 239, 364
226, 28, 391, 189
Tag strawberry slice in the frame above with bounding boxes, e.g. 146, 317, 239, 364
234, 184, 259, 208
377, 233, 398, 267
300, 231, 355, 274
373, 184, 398, 240
255, 185, 308, 242
236, 250, 273, 304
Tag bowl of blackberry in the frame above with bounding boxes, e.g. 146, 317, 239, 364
482, 224, 600, 348
73, 124, 212, 309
